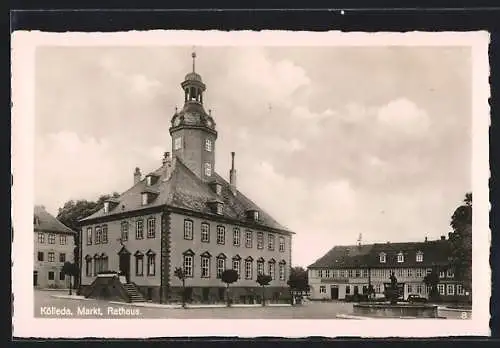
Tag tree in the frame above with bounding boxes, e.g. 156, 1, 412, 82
56, 192, 120, 282
449, 192, 472, 292
287, 266, 310, 305
61, 262, 79, 295
221, 269, 239, 307
423, 267, 440, 301
174, 267, 187, 308
256, 274, 272, 306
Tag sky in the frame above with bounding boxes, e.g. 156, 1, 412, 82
34, 45, 472, 267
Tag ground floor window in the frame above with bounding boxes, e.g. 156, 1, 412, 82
416, 284, 423, 294
245, 261, 253, 279
147, 253, 156, 276
48, 271, 55, 280
407, 284, 413, 294
438, 284, 445, 295
183, 255, 193, 277
232, 259, 240, 278
85, 257, 92, 276
216, 257, 226, 278
59, 271, 65, 281
447, 284, 455, 296
135, 253, 144, 276
33, 271, 38, 286
201, 257, 210, 278
457, 284, 465, 295
319, 285, 326, 294
279, 263, 286, 280
346, 285, 351, 294
375, 284, 382, 293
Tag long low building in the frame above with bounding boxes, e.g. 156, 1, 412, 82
307, 236, 470, 303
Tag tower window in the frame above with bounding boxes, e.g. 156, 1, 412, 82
204, 163, 212, 177
205, 139, 212, 152
174, 137, 182, 150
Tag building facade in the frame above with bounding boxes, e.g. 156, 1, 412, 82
308, 237, 470, 303
34, 205, 76, 289
80, 53, 293, 304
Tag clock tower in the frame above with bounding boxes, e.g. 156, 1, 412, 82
169, 52, 217, 181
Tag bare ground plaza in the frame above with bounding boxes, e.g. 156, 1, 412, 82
35, 289, 469, 320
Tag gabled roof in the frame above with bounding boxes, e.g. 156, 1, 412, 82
34, 205, 76, 235
308, 239, 453, 269
80, 157, 292, 233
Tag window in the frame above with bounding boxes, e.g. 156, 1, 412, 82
233, 228, 240, 246
101, 255, 109, 272
379, 252, 386, 263
216, 203, 223, 215
201, 223, 210, 242
86, 227, 92, 245
362, 269, 369, 278
217, 226, 225, 245
95, 226, 101, 244
59, 235, 67, 245
232, 258, 241, 278
146, 176, 152, 186
121, 221, 129, 241
48, 234, 56, 244
59, 272, 66, 281
37, 232, 45, 243
183, 219, 193, 240
216, 256, 226, 278
48, 252, 55, 262
375, 284, 382, 293
416, 284, 423, 294
438, 284, 445, 295
325, 270, 330, 278
48, 271, 55, 281
59, 253, 66, 263
426, 268, 432, 275
253, 211, 259, 221
257, 232, 264, 249
416, 268, 424, 277
407, 284, 413, 294
355, 269, 361, 278
416, 252, 423, 262
85, 256, 92, 276
397, 268, 404, 277
318, 270, 323, 278
101, 225, 108, 244
204, 162, 212, 177
407, 269, 413, 277
37, 252, 44, 261
245, 230, 253, 248
348, 269, 353, 278
268, 261, 275, 280
319, 286, 326, 294
142, 193, 149, 205
397, 252, 404, 263
183, 255, 193, 277
205, 138, 212, 152
439, 270, 445, 278
257, 260, 264, 275
201, 256, 210, 278
447, 284, 455, 295
346, 285, 351, 294
268, 233, 275, 250
446, 269, 454, 278
135, 252, 144, 276
136, 220, 144, 240
174, 137, 182, 150
279, 262, 286, 281
279, 237, 285, 252
147, 218, 156, 239
147, 253, 156, 276
245, 258, 253, 279
457, 284, 465, 295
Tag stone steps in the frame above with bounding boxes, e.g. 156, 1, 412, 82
123, 283, 146, 303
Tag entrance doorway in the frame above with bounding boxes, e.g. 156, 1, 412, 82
330, 285, 339, 300
118, 249, 131, 283
33, 271, 38, 286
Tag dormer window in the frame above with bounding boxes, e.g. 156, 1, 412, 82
379, 252, 386, 263
397, 252, 404, 263
209, 181, 222, 195
103, 199, 119, 213
216, 203, 223, 215
416, 251, 423, 262
207, 200, 223, 215
146, 176, 152, 186
145, 174, 159, 186
141, 190, 159, 206
246, 209, 259, 222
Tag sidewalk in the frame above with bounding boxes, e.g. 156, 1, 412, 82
109, 301, 292, 309
437, 306, 472, 312
50, 294, 92, 301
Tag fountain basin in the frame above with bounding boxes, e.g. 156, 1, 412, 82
353, 303, 439, 318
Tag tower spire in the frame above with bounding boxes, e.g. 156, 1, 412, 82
192, 50, 196, 73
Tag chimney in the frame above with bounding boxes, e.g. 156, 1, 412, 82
440, 235, 446, 241
425, 236, 428, 243
162, 152, 171, 166
134, 167, 141, 185
229, 152, 237, 195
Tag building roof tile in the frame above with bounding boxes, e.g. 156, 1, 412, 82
34, 205, 76, 235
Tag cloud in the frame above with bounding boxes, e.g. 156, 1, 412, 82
377, 98, 430, 134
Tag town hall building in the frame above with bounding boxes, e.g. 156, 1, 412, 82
79, 53, 294, 304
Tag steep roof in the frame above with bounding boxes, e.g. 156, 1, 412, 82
80, 158, 292, 233
308, 239, 452, 269
34, 205, 76, 235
